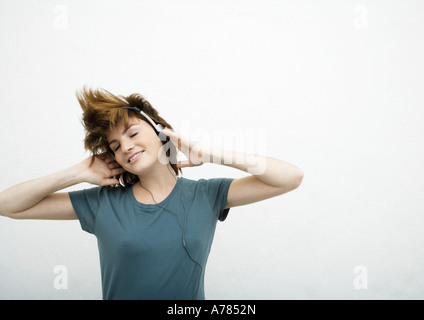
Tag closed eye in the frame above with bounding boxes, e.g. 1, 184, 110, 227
109, 129, 139, 152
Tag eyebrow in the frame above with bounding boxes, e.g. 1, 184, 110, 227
108, 124, 138, 146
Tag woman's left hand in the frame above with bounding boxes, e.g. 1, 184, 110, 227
162, 127, 210, 168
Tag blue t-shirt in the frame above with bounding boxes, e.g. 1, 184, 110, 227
69, 177, 233, 300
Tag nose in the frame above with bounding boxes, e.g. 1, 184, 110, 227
121, 139, 134, 153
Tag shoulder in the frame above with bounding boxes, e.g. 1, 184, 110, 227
178, 176, 218, 186
69, 185, 129, 203
179, 177, 234, 194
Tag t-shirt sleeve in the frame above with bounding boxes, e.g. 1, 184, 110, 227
68, 187, 102, 234
204, 178, 234, 222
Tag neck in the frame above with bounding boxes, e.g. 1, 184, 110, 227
135, 164, 178, 204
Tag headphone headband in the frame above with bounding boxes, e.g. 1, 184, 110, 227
122, 106, 166, 141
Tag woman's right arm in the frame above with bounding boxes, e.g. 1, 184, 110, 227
0, 155, 124, 220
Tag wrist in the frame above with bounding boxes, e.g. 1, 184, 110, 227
208, 147, 234, 166
70, 158, 92, 185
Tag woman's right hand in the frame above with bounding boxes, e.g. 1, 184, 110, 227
76, 154, 126, 186
0, 154, 126, 219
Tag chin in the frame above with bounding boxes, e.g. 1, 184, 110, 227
126, 160, 156, 176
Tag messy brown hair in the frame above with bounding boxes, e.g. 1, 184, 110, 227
76, 86, 180, 188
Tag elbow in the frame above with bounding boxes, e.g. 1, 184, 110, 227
0, 202, 5, 218
0, 210, 21, 219
274, 168, 304, 196
296, 168, 304, 188
0, 208, 12, 219
290, 168, 304, 191
0, 194, 17, 219
0, 201, 14, 219
0, 211, 11, 219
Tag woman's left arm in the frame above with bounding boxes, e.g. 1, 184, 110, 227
162, 128, 304, 208
214, 151, 303, 208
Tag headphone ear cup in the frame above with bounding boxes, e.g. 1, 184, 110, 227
156, 124, 167, 142
158, 131, 167, 142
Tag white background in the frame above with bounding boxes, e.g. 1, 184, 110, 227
0, 0, 423, 299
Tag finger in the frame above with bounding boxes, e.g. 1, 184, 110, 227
177, 160, 198, 168
101, 178, 120, 186
162, 127, 175, 137
177, 160, 189, 168
99, 152, 111, 160
162, 127, 182, 149
108, 161, 122, 169
110, 167, 126, 176
105, 156, 117, 164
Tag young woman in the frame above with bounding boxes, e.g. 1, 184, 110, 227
0, 87, 303, 300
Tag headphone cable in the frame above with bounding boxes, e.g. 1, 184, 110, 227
138, 164, 203, 299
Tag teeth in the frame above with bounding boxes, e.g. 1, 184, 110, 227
129, 152, 141, 162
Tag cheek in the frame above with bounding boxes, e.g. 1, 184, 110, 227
149, 140, 166, 160
143, 133, 163, 152
113, 154, 127, 167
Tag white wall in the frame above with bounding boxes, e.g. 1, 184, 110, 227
1, 0, 423, 300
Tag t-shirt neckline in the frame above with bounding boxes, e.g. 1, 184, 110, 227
127, 177, 183, 210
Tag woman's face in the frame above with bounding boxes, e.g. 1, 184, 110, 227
106, 117, 163, 176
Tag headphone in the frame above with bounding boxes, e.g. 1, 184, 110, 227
122, 106, 167, 142
122, 105, 202, 299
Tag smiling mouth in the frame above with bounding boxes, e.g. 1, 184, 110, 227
128, 151, 144, 163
